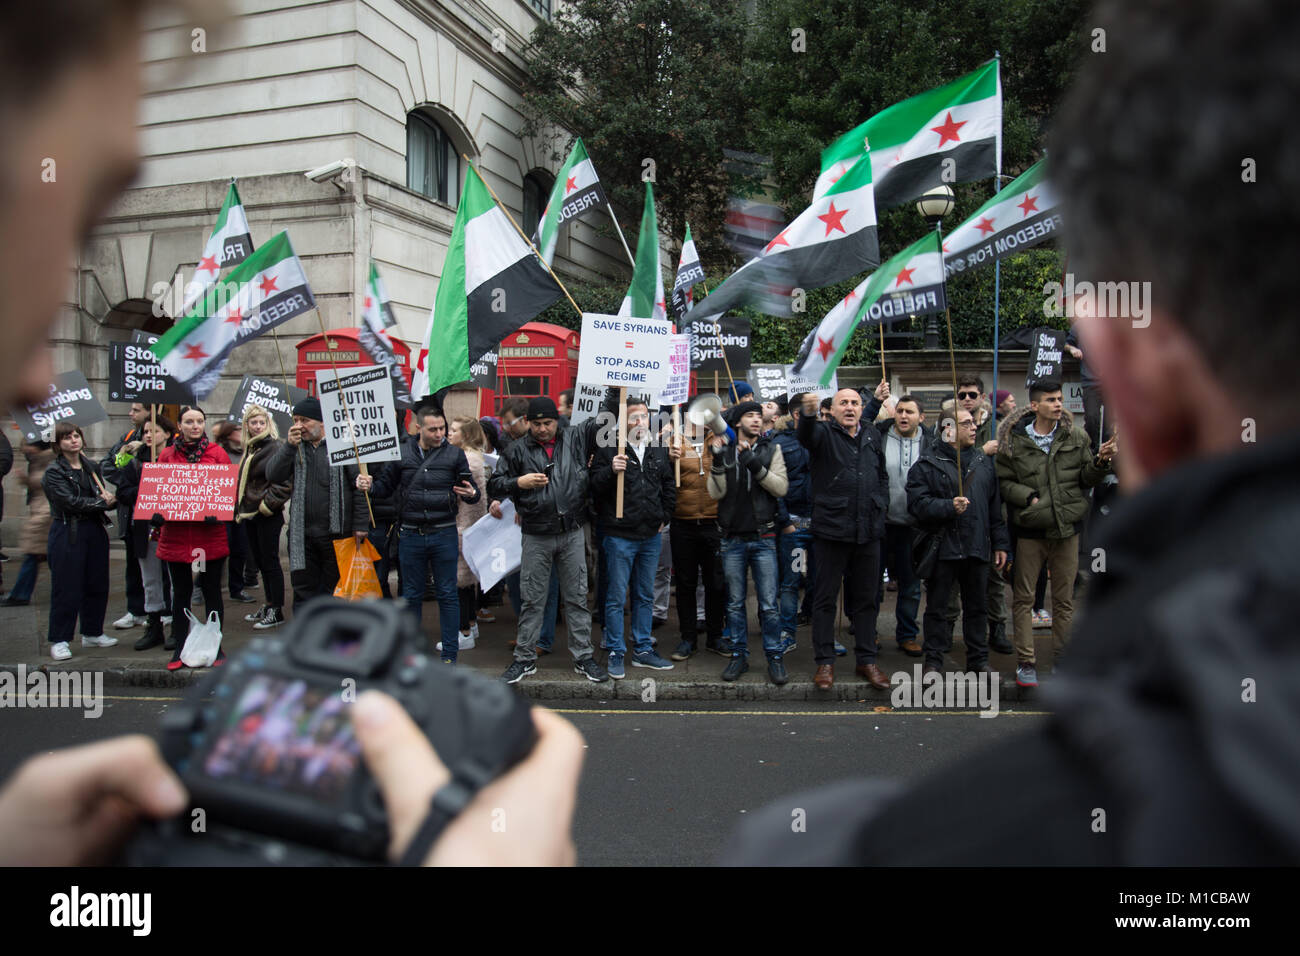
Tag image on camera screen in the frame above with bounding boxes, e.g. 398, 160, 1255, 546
201, 674, 361, 804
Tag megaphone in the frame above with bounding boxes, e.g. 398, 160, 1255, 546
686, 393, 735, 443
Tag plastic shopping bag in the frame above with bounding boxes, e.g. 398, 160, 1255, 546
180, 609, 223, 667
333, 536, 383, 601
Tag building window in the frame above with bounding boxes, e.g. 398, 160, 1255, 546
407, 111, 459, 205
522, 172, 550, 237
525, 0, 551, 19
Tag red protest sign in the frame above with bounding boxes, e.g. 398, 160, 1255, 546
133, 463, 239, 522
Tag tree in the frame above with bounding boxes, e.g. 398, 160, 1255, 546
521, 0, 752, 264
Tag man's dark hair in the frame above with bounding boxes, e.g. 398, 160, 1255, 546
895, 393, 922, 411
417, 405, 445, 425
789, 391, 811, 415
1050, 0, 1300, 415
1029, 380, 1063, 401
819, 396, 832, 411
501, 397, 529, 419
956, 373, 984, 394
558, 388, 574, 406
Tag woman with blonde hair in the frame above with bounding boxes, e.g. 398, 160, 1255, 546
448, 415, 490, 649
233, 404, 291, 630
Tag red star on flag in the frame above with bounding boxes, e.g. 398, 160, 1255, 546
1017, 193, 1039, 217
764, 229, 791, 253
416, 349, 428, 372
842, 288, 859, 306
197, 254, 219, 275
363, 296, 373, 310
222, 306, 244, 326
894, 266, 916, 287
942, 242, 950, 253
975, 216, 996, 236
566, 175, 576, 193
816, 336, 836, 362
182, 343, 209, 363
258, 274, 279, 295
818, 202, 848, 237
930, 112, 967, 147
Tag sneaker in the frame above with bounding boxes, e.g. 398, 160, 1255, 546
113, 612, 141, 629
670, 640, 695, 661
228, 591, 257, 604
721, 655, 749, 681
705, 639, 734, 657
441, 658, 456, 665
833, 640, 847, 656
574, 657, 609, 682
1039, 609, 1053, 628
50, 641, 71, 661
161, 615, 173, 627
1016, 663, 1039, 688
469, 621, 480, 642
81, 634, 118, 648
631, 650, 674, 670
779, 631, 797, 655
606, 654, 626, 680
477, 609, 496, 624
501, 660, 537, 685
458, 630, 477, 650
767, 656, 789, 686
245, 605, 269, 623
253, 607, 285, 630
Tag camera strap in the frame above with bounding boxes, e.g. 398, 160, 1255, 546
397, 759, 493, 866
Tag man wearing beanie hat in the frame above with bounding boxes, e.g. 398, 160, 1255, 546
266, 395, 370, 609
488, 392, 611, 685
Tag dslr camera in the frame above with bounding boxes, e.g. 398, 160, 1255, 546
125, 599, 535, 865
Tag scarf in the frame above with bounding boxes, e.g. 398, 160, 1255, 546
176, 435, 210, 464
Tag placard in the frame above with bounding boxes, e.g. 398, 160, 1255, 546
108, 342, 196, 404
227, 376, 308, 438
10, 371, 109, 443
356, 322, 413, 409
461, 498, 522, 592
470, 348, 499, 390
656, 334, 691, 406
784, 366, 838, 403
1064, 380, 1085, 414
686, 312, 750, 374
1027, 328, 1066, 387
316, 364, 401, 466
575, 313, 673, 395
133, 462, 238, 522
747, 364, 789, 403
569, 383, 610, 426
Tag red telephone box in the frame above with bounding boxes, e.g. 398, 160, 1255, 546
295, 327, 413, 396
488, 322, 580, 415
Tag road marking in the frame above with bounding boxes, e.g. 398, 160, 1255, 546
551, 708, 1050, 717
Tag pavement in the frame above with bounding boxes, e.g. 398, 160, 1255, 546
0, 544, 1070, 703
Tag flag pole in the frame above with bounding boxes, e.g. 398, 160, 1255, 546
673, 404, 681, 487
937, 221, 963, 498
607, 206, 638, 269
616, 386, 627, 518
878, 319, 887, 384
464, 158, 583, 319
313, 307, 375, 527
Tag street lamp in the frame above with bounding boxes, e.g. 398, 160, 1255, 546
917, 184, 955, 347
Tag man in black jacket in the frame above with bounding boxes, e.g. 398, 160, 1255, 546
358, 406, 479, 663
906, 407, 1009, 674
487, 396, 608, 685
708, 401, 789, 685
589, 397, 676, 678
797, 384, 891, 690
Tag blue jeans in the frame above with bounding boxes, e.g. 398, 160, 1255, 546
602, 534, 660, 657
778, 526, 812, 635
506, 565, 559, 649
398, 526, 459, 660
7, 553, 42, 602
721, 536, 781, 659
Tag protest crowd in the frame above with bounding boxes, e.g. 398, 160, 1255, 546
3, 365, 1116, 691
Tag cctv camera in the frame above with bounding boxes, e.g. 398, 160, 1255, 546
305, 159, 357, 183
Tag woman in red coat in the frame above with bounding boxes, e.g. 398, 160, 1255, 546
155, 406, 231, 670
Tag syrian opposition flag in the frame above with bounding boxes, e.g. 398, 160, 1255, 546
942, 159, 1059, 278
534, 138, 610, 267
617, 182, 667, 322
357, 261, 413, 406
692, 154, 879, 321
412, 168, 564, 399
669, 223, 705, 322
815, 59, 1001, 210
792, 232, 946, 386
179, 181, 255, 316
152, 232, 315, 398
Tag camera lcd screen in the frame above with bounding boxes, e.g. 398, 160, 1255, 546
201, 675, 361, 805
